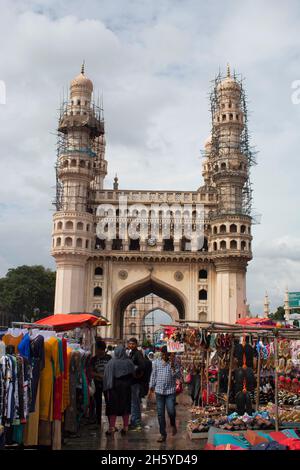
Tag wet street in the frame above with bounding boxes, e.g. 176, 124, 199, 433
62, 395, 205, 451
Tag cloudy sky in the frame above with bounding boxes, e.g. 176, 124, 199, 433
0, 0, 300, 314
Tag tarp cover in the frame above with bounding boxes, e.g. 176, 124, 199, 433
236, 317, 275, 326
35, 313, 107, 331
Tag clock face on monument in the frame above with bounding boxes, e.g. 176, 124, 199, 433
147, 237, 156, 247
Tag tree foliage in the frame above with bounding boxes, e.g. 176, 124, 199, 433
0, 265, 56, 322
268, 306, 285, 321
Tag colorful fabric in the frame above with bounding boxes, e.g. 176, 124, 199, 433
213, 433, 250, 449
39, 337, 60, 421
18, 334, 31, 360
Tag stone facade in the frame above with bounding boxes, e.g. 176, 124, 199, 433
51, 65, 254, 339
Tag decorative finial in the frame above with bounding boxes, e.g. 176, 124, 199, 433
113, 174, 119, 190
227, 63, 230, 78
81, 61, 85, 75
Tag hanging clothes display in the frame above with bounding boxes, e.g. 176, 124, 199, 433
0, 321, 99, 449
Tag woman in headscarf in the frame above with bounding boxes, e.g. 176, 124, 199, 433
103, 345, 135, 435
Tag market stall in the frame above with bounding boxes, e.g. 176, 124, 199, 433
163, 320, 300, 450
0, 313, 109, 449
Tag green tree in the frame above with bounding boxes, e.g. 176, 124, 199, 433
268, 306, 285, 321
0, 265, 56, 322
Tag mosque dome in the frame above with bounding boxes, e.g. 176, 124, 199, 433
70, 63, 93, 93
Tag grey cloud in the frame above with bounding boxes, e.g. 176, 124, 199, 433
0, 0, 300, 316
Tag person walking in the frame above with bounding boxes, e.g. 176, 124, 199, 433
103, 345, 135, 436
140, 351, 153, 399
90, 340, 111, 426
127, 337, 146, 430
148, 346, 181, 442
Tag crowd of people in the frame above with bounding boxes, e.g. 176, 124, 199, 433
90, 338, 182, 442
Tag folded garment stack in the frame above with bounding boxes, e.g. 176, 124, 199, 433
204, 428, 300, 450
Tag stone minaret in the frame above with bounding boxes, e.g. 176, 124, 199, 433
52, 65, 105, 313
209, 65, 253, 323
264, 292, 270, 317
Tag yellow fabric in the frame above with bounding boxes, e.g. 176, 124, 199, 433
24, 383, 40, 446
39, 337, 60, 421
2, 334, 23, 352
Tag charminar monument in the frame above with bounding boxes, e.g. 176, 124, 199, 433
51, 64, 256, 339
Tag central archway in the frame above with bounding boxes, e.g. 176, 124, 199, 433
113, 276, 186, 339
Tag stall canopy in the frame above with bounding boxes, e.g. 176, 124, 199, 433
35, 313, 110, 332
236, 317, 276, 326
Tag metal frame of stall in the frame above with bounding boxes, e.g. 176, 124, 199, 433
174, 320, 300, 432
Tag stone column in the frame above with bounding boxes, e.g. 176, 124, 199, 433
54, 254, 88, 313
214, 259, 247, 324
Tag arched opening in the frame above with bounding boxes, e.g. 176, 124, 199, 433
181, 236, 191, 251
129, 238, 140, 251
230, 224, 237, 233
57, 221, 63, 230
129, 323, 137, 335
199, 269, 208, 280
65, 237, 72, 247
241, 241, 246, 251
77, 222, 84, 230
56, 237, 61, 247
71, 159, 77, 167
94, 286, 102, 297
198, 237, 208, 252
230, 240, 237, 249
220, 224, 226, 233
112, 237, 123, 250
131, 307, 137, 318
95, 267, 103, 276
213, 226, 217, 235
199, 289, 207, 301
241, 225, 246, 234
213, 242, 217, 251
114, 277, 185, 340
95, 237, 106, 250
199, 311, 207, 321
220, 240, 227, 250
76, 238, 83, 248
66, 221, 73, 230
163, 238, 174, 251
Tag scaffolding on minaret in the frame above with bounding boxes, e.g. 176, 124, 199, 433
207, 69, 258, 220
53, 95, 105, 211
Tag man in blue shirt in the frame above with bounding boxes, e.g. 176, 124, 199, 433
148, 346, 181, 442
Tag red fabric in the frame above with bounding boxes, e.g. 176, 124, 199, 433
204, 443, 215, 450
53, 375, 63, 420
164, 327, 177, 337
269, 431, 288, 443
62, 338, 68, 379
236, 317, 275, 326
215, 445, 247, 451
280, 438, 300, 450
35, 314, 104, 331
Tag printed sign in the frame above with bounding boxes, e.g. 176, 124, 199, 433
167, 340, 185, 353
289, 292, 300, 308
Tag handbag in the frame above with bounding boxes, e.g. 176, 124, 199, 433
176, 379, 183, 395
184, 372, 192, 384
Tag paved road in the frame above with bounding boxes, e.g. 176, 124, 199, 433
62, 398, 204, 450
